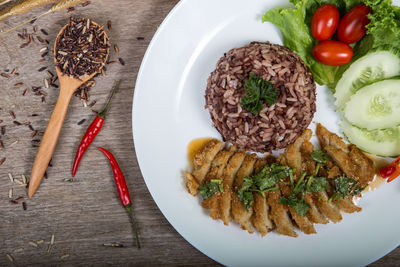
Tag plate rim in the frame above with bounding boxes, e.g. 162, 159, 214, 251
132, 0, 400, 265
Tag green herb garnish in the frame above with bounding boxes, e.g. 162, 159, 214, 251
330, 175, 364, 203
279, 194, 310, 217
237, 163, 293, 210
280, 171, 331, 217
309, 177, 330, 193
198, 179, 223, 200
240, 73, 279, 114
311, 150, 329, 165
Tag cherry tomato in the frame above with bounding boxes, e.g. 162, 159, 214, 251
379, 164, 396, 179
311, 4, 340, 41
312, 40, 353, 66
337, 4, 371, 44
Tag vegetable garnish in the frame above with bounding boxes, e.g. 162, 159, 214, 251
311, 150, 329, 164
312, 40, 353, 66
262, 0, 400, 88
280, 172, 330, 216
72, 80, 121, 177
279, 194, 310, 217
240, 73, 279, 114
337, 4, 371, 44
98, 147, 141, 249
236, 160, 334, 216
238, 164, 294, 211
198, 179, 223, 200
330, 175, 364, 203
379, 155, 400, 182
311, 4, 340, 41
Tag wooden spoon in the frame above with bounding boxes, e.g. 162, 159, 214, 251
28, 21, 109, 198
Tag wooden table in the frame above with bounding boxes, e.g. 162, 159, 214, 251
0, 0, 398, 265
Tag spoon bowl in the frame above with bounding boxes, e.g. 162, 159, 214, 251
28, 20, 109, 198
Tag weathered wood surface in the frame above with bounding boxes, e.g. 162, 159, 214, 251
0, 0, 398, 266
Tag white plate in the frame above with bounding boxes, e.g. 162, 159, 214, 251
132, 0, 400, 265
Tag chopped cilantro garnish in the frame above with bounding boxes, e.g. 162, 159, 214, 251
240, 73, 279, 114
237, 163, 293, 211
311, 150, 330, 165
330, 175, 364, 203
199, 179, 223, 200
279, 194, 310, 217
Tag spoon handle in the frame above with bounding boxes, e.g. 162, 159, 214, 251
28, 88, 73, 197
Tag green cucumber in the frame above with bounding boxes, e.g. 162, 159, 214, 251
334, 50, 400, 109
344, 79, 400, 130
342, 121, 400, 157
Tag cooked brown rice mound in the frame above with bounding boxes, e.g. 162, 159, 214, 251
205, 41, 316, 152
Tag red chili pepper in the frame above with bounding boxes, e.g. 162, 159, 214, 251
379, 155, 400, 183
379, 165, 396, 179
72, 80, 121, 177
387, 166, 400, 183
98, 147, 141, 249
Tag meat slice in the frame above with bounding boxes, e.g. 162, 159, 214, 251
348, 145, 375, 187
251, 157, 275, 236
202, 146, 237, 220
304, 194, 329, 224
337, 197, 362, 213
281, 131, 328, 225
267, 189, 297, 237
192, 140, 225, 184
253, 157, 296, 237
280, 185, 316, 234
316, 124, 374, 187
282, 129, 313, 177
220, 151, 246, 225
316, 123, 348, 153
231, 154, 257, 234
327, 166, 341, 178
185, 172, 199, 196
315, 191, 342, 223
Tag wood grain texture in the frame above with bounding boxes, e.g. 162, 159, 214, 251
0, 0, 398, 266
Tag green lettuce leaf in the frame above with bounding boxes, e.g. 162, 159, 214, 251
262, 0, 400, 89
365, 0, 400, 50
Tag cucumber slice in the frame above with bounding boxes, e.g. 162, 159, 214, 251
344, 79, 400, 130
334, 50, 400, 109
342, 121, 400, 157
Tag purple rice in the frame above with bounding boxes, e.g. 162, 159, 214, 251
205, 42, 316, 152
55, 17, 109, 79
9, 111, 16, 119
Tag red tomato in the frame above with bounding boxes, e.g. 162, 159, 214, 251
312, 40, 353, 66
337, 4, 371, 44
311, 4, 340, 41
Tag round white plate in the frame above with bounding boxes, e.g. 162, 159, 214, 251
132, 0, 400, 265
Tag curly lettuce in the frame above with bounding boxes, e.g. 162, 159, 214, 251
262, 0, 400, 89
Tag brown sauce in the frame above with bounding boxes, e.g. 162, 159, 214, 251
363, 154, 389, 192
187, 137, 217, 168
